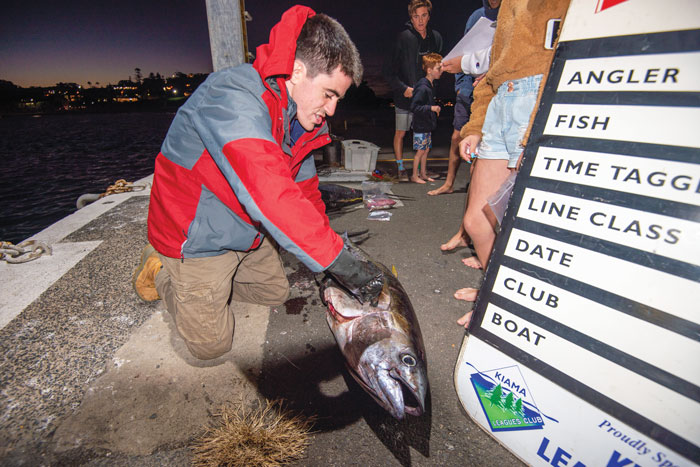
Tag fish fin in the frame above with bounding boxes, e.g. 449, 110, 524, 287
391, 265, 398, 278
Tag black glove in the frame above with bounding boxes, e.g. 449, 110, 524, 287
326, 247, 385, 305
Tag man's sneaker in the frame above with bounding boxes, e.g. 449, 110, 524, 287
132, 245, 162, 302
397, 169, 409, 182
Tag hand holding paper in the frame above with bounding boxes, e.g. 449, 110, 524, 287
441, 56, 463, 74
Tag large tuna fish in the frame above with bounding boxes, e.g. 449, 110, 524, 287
321, 238, 428, 419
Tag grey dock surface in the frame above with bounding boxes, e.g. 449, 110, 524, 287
0, 160, 523, 466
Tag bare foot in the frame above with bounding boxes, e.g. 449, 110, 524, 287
454, 287, 478, 301
440, 233, 468, 251
461, 256, 483, 269
410, 175, 426, 184
457, 310, 473, 328
420, 175, 436, 182
427, 184, 454, 196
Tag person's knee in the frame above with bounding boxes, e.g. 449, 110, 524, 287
184, 338, 233, 360
258, 282, 290, 306
463, 212, 479, 235
235, 281, 290, 306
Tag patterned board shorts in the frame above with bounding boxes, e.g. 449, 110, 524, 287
413, 132, 432, 150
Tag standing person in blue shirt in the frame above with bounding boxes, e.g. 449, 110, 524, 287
384, 0, 443, 181
410, 53, 443, 183
428, 0, 501, 200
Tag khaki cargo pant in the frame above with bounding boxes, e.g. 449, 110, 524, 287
154, 237, 289, 360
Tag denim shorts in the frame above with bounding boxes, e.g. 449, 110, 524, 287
395, 107, 413, 132
478, 74, 542, 168
413, 132, 432, 150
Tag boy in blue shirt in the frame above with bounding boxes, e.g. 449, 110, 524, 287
409, 52, 443, 183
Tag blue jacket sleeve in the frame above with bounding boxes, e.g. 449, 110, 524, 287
410, 85, 431, 115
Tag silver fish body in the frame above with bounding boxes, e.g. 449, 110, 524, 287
321, 240, 428, 419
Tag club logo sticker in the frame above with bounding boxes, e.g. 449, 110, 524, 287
468, 363, 552, 432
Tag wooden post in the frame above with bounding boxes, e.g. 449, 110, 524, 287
205, 0, 248, 72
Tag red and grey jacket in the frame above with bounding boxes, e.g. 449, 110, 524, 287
147, 5, 343, 272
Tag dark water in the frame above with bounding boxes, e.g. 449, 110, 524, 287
0, 112, 175, 243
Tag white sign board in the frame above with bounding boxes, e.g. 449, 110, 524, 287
454, 0, 700, 465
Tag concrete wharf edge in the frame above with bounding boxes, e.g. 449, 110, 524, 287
0, 162, 523, 466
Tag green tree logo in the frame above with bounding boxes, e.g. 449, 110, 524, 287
489, 384, 503, 406
504, 391, 514, 410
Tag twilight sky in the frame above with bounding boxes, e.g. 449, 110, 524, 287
1, 0, 481, 95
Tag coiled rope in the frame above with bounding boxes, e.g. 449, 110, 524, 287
0, 240, 52, 264
76, 179, 150, 209
99, 179, 148, 198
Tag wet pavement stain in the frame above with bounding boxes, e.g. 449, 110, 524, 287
283, 296, 307, 315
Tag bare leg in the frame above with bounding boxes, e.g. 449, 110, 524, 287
452, 159, 510, 321
463, 158, 510, 267
440, 229, 469, 251
440, 180, 472, 252
420, 148, 434, 181
411, 148, 426, 184
393, 129, 406, 162
428, 129, 462, 196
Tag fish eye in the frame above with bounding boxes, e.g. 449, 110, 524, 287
401, 354, 416, 367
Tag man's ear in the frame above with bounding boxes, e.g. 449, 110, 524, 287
289, 60, 306, 85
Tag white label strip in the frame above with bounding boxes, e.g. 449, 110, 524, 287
557, 52, 700, 92
530, 146, 700, 206
559, 0, 700, 43
517, 188, 700, 266
544, 104, 700, 148
492, 265, 700, 386
480, 303, 700, 445
504, 229, 700, 322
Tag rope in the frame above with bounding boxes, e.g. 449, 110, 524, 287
0, 240, 52, 264
98, 179, 148, 198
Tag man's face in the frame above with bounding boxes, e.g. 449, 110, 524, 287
488, 0, 501, 8
290, 62, 352, 131
410, 7, 430, 35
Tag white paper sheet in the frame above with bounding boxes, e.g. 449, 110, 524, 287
443, 17, 496, 61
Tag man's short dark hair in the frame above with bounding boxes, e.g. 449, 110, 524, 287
295, 14, 363, 87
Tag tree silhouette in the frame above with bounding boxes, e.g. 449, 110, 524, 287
504, 391, 514, 410
515, 398, 523, 413
134, 67, 143, 83
489, 384, 503, 406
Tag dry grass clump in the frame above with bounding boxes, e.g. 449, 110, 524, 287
191, 399, 314, 467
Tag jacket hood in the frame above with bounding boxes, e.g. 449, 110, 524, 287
415, 76, 433, 90
253, 5, 315, 80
